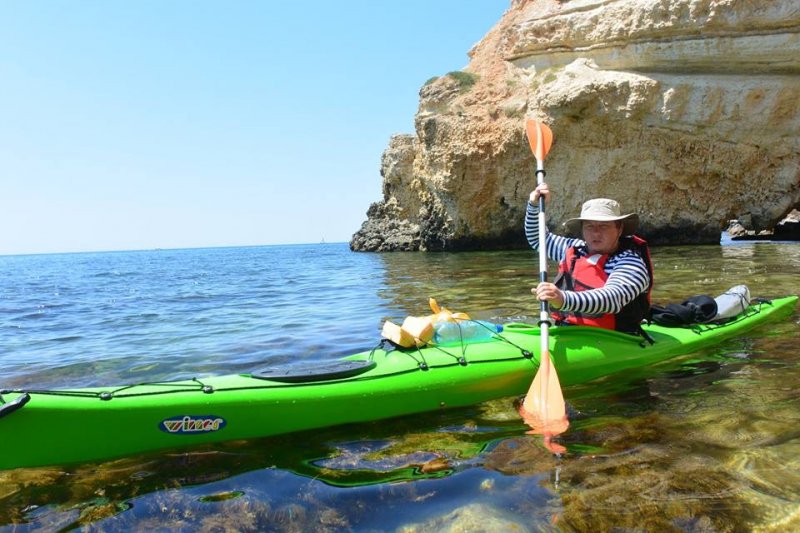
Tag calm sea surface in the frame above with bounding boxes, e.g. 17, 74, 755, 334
1, 242, 799, 531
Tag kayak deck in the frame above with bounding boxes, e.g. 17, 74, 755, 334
0, 295, 796, 470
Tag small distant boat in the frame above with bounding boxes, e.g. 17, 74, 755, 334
0, 293, 796, 470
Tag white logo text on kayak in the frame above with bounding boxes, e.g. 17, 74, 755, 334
160, 415, 227, 434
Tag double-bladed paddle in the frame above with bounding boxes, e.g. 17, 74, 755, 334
521, 119, 568, 441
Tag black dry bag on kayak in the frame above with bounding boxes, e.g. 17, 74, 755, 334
650, 294, 718, 327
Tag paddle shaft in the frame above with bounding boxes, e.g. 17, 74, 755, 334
535, 163, 550, 361
535, 171, 548, 302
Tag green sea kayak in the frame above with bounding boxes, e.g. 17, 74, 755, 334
1, 295, 796, 471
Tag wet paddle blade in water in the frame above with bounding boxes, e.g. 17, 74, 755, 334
521, 348, 568, 433
520, 350, 568, 455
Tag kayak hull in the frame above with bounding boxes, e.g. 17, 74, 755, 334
1, 295, 796, 470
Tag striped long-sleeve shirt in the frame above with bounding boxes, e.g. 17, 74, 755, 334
525, 202, 650, 315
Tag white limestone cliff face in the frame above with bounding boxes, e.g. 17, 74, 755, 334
350, 0, 800, 251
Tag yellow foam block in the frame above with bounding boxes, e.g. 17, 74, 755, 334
381, 320, 416, 348
401, 316, 434, 345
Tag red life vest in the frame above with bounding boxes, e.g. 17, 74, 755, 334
552, 235, 653, 333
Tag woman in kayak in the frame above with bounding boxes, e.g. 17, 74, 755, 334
525, 182, 653, 335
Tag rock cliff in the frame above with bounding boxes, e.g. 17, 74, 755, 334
351, 0, 800, 251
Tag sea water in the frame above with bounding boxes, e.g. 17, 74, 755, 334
1, 244, 392, 389
1, 242, 799, 532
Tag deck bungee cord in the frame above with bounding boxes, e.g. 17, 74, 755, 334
0, 327, 538, 403
374, 319, 536, 368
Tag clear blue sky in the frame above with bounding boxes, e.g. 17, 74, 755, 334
1, 1, 508, 255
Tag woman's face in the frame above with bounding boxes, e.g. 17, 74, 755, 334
582, 220, 623, 255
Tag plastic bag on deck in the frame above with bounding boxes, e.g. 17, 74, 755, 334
713, 285, 751, 321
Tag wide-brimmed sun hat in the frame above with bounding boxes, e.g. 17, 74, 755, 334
564, 198, 639, 236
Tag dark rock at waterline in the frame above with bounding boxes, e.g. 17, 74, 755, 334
349, 201, 529, 252
349, 201, 421, 252
354, 207, 800, 252
728, 209, 800, 242
775, 210, 800, 240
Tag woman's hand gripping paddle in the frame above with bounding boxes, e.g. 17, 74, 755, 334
520, 120, 569, 445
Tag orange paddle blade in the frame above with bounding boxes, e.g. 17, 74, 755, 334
525, 120, 553, 163
522, 350, 568, 434
518, 403, 568, 454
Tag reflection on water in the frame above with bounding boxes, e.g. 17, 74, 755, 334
1, 243, 799, 531
376, 249, 545, 323
377, 243, 800, 323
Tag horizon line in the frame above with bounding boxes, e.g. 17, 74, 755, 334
0, 240, 350, 259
